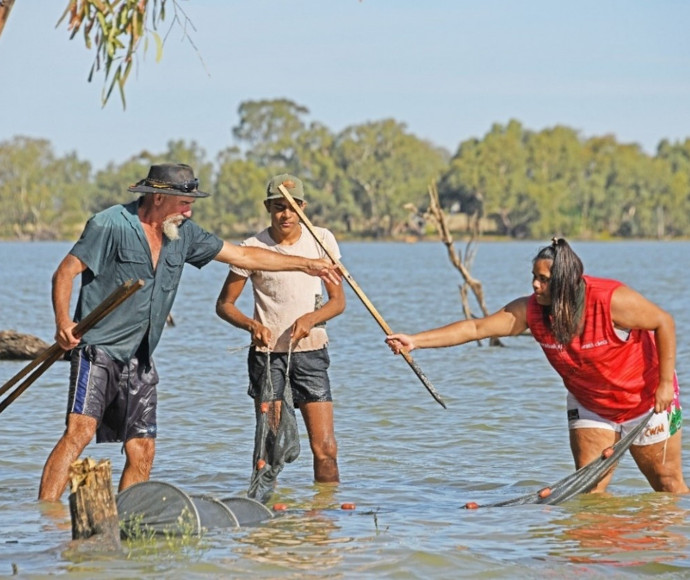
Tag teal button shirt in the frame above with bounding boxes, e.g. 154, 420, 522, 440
70, 200, 223, 362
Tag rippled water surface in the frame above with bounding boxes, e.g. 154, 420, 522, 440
2, 240, 690, 578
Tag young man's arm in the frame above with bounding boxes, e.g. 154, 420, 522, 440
290, 278, 346, 344
215, 270, 272, 348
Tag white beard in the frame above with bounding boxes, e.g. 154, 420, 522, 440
162, 216, 181, 241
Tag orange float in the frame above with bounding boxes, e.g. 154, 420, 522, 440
341, 503, 356, 510
464, 502, 479, 510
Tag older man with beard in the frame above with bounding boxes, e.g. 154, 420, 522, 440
38, 163, 340, 502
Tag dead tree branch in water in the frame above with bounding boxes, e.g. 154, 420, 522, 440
424, 183, 503, 347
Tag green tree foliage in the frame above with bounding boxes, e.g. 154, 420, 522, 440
0, 137, 91, 239
211, 147, 268, 238
230, 100, 448, 237
233, 99, 311, 169
230, 100, 352, 230
439, 120, 532, 237
438, 122, 690, 239
523, 125, 584, 238
1, 102, 690, 241
654, 139, 690, 236
334, 119, 449, 237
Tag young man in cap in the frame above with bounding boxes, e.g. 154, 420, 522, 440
38, 164, 340, 502
216, 174, 345, 484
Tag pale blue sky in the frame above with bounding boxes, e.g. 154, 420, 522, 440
2, 1, 689, 171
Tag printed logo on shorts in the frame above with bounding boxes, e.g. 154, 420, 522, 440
644, 423, 666, 438
567, 409, 579, 422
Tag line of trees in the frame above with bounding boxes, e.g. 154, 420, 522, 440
1, 99, 689, 241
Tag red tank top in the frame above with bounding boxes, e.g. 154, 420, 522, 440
526, 275, 658, 423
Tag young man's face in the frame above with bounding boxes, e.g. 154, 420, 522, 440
265, 199, 306, 235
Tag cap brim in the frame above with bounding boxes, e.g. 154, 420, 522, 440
266, 194, 305, 202
128, 185, 210, 198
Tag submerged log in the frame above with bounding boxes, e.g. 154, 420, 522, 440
0, 330, 50, 360
68, 458, 122, 553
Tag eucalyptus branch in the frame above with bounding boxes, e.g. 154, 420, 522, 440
57, 0, 204, 108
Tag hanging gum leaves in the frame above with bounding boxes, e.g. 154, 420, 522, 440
57, 0, 168, 109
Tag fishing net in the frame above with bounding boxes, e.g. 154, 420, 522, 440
117, 481, 202, 536
472, 410, 654, 508
116, 481, 273, 536
221, 496, 274, 525
246, 349, 301, 504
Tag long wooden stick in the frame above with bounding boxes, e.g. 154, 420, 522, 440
278, 184, 447, 409
0, 279, 144, 399
0, 279, 145, 414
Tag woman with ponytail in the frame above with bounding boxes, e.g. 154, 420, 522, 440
387, 238, 688, 494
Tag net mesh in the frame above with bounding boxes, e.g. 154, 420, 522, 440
246, 349, 301, 503
116, 481, 274, 536
475, 410, 654, 508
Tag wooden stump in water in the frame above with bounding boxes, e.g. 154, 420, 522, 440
68, 458, 122, 553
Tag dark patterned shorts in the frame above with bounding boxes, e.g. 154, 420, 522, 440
68, 345, 158, 443
248, 347, 332, 407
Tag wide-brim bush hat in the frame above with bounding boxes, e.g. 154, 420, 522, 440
128, 163, 210, 197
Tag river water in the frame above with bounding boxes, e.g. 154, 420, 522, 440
1, 239, 690, 579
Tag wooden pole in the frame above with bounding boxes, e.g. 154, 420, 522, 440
277, 184, 447, 409
68, 458, 122, 552
0, 279, 145, 414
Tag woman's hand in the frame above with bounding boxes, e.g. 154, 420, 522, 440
385, 333, 416, 354
654, 378, 675, 413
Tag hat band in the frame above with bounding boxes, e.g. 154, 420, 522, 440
141, 177, 199, 193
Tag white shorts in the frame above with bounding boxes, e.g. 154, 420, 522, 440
566, 392, 681, 446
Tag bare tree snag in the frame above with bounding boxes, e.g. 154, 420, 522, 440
425, 183, 503, 347
68, 458, 122, 553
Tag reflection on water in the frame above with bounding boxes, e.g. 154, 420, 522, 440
37, 499, 71, 533
2, 240, 690, 578
231, 484, 351, 570
550, 495, 689, 568
236, 514, 346, 570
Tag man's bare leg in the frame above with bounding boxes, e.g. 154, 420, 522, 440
38, 414, 96, 501
119, 437, 155, 492
300, 402, 339, 483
